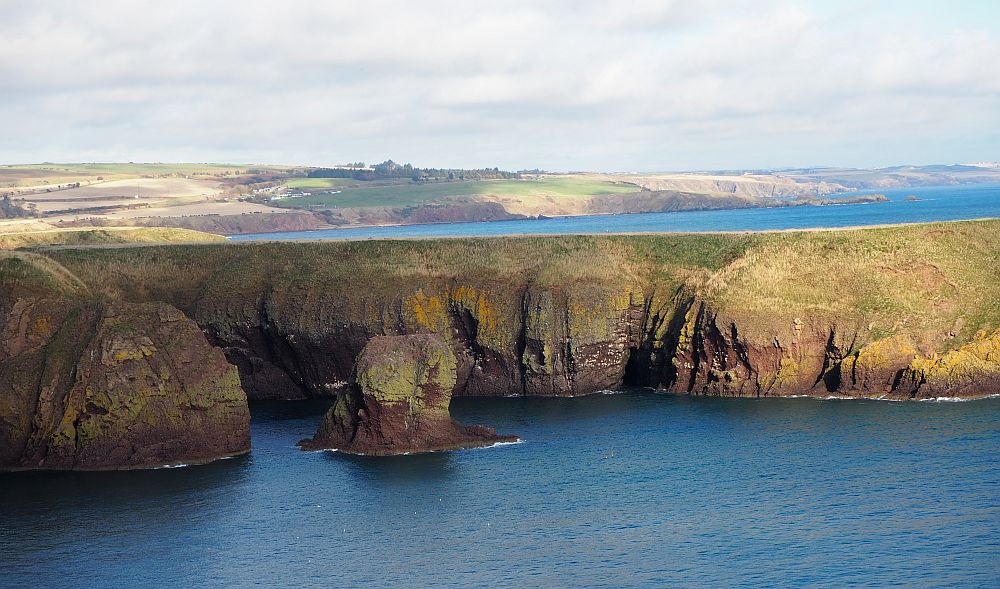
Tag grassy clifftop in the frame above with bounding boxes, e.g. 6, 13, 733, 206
22, 218, 1000, 399
0, 227, 225, 250
698, 220, 1000, 346
45, 220, 999, 347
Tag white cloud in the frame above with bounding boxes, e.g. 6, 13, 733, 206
0, 0, 997, 169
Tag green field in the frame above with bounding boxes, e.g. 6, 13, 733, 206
0, 163, 298, 189
271, 176, 639, 209
284, 177, 361, 190
0, 163, 253, 189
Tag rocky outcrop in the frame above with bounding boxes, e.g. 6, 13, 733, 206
300, 334, 517, 455
897, 329, 1000, 398
0, 292, 250, 470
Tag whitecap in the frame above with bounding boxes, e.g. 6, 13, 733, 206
468, 439, 525, 451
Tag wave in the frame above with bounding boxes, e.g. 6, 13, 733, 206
468, 439, 525, 451
918, 394, 1000, 403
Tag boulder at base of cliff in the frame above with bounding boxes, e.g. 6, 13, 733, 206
300, 334, 517, 455
0, 299, 251, 470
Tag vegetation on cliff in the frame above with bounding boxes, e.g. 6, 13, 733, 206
32, 219, 1000, 401
2, 220, 997, 467
301, 334, 517, 454
0, 227, 225, 250
0, 235, 250, 471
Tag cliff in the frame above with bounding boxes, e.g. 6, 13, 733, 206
625, 174, 848, 198
585, 191, 887, 216
0, 251, 250, 470
34, 219, 999, 403
301, 334, 517, 454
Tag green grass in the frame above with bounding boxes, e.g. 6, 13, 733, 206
0, 163, 292, 188
284, 178, 360, 190
27, 220, 1000, 355
0, 227, 226, 250
271, 176, 639, 209
0, 251, 88, 296
697, 221, 1000, 346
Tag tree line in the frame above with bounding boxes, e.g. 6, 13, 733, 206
307, 160, 519, 182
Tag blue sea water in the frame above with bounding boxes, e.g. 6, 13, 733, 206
2, 392, 998, 588
230, 184, 1000, 241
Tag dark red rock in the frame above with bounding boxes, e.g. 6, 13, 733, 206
300, 334, 518, 455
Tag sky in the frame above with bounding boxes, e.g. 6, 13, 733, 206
1, 0, 998, 172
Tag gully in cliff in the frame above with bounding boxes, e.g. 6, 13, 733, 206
299, 334, 518, 455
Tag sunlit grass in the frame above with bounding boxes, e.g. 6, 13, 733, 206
35, 219, 1000, 353
272, 176, 639, 209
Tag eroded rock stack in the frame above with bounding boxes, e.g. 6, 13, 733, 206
300, 334, 517, 455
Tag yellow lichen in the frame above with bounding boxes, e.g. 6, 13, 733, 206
905, 328, 1000, 386
407, 290, 448, 332
32, 317, 50, 336
851, 334, 919, 371
771, 356, 800, 388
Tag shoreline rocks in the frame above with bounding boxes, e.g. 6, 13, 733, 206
299, 334, 517, 455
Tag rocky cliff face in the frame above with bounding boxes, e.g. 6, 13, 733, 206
189, 279, 1000, 402
0, 255, 250, 470
300, 334, 517, 455
897, 329, 1000, 398
194, 279, 652, 400
44, 221, 1000, 403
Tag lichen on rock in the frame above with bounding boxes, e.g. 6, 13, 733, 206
897, 329, 1000, 398
300, 334, 517, 455
0, 297, 251, 471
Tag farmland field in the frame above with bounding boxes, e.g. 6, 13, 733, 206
271, 176, 640, 208
284, 177, 361, 190
0, 163, 255, 190
0, 163, 294, 191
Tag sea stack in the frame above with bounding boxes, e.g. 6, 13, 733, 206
301, 334, 517, 455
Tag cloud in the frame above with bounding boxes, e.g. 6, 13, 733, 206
0, 0, 997, 169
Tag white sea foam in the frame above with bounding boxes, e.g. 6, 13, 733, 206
469, 439, 525, 451
779, 393, 996, 403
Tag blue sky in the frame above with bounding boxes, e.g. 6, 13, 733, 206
1, 0, 997, 171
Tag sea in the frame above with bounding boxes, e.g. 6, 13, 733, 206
2, 183, 999, 588
2, 393, 998, 588
229, 183, 1000, 241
